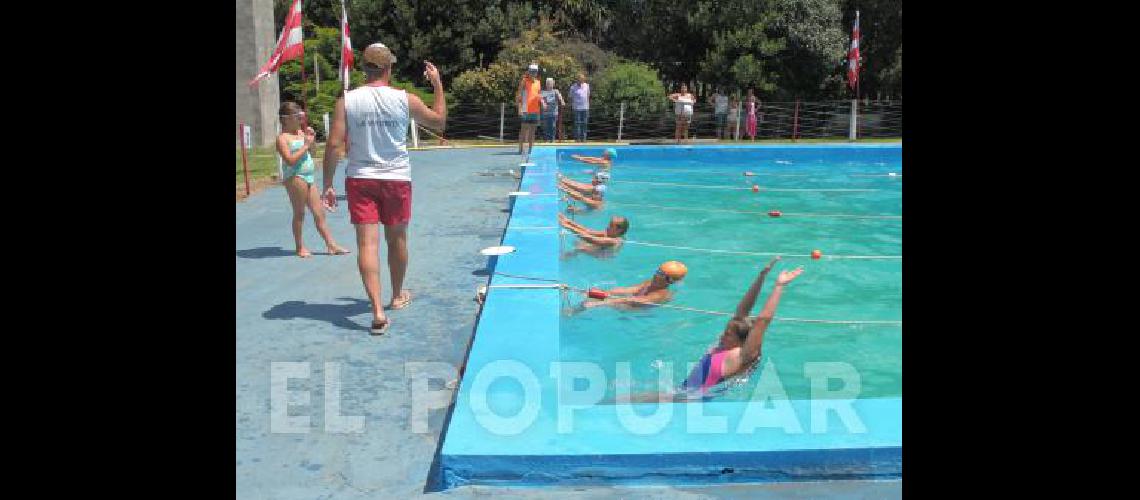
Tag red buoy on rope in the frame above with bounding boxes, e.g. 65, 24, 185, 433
811, 249, 822, 260
751, 185, 760, 193
768, 210, 782, 217
587, 288, 609, 299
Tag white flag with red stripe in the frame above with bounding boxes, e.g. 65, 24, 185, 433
847, 10, 860, 91
340, 0, 354, 87
249, 0, 304, 86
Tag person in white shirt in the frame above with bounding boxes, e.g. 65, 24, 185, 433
569, 73, 590, 142
321, 43, 447, 335
668, 83, 696, 144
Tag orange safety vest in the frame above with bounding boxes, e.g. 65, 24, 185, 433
519, 76, 542, 114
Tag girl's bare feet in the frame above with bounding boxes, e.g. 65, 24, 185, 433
327, 244, 351, 255
297, 248, 312, 258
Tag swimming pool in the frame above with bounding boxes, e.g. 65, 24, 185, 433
440, 144, 902, 487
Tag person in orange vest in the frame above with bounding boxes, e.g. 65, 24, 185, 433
516, 62, 545, 155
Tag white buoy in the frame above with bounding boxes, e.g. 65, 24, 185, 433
888, 172, 898, 177
508, 191, 531, 196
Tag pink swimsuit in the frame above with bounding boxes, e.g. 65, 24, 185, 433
681, 346, 730, 394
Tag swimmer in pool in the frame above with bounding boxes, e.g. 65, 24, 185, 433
558, 213, 627, 257
560, 176, 607, 212
558, 170, 609, 196
577, 261, 687, 311
616, 257, 804, 402
569, 148, 617, 168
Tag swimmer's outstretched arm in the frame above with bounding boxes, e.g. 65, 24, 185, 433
573, 231, 620, 247
607, 280, 651, 296
558, 214, 604, 236
740, 267, 803, 363
733, 257, 780, 321
570, 154, 607, 165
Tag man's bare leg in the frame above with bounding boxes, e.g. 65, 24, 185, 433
384, 223, 410, 308
355, 223, 386, 324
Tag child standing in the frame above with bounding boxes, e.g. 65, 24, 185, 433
276, 102, 349, 258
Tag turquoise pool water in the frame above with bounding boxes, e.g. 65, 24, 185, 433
556, 146, 902, 402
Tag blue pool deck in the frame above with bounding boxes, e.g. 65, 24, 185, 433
440, 145, 901, 488
236, 146, 901, 498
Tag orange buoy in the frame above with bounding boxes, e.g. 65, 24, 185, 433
587, 288, 609, 299
811, 249, 822, 260
768, 210, 782, 217
751, 185, 760, 193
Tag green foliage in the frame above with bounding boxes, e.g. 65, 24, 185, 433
451, 22, 583, 105
263, 0, 901, 112
592, 61, 668, 116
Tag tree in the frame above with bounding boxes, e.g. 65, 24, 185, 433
592, 61, 668, 116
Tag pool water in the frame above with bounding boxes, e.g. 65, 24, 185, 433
556, 146, 902, 402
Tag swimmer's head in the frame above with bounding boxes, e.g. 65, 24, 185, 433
278, 101, 306, 129
606, 216, 629, 237
603, 148, 617, 160
722, 317, 756, 347
654, 261, 687, 285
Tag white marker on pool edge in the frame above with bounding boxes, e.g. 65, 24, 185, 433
888, 172, 897, 177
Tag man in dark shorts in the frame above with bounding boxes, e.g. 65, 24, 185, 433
322, 43, 447, 334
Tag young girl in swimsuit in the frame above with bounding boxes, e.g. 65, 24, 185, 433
275, 102, 349, 258
618, 257, 804, 402
577, 261, 687, 311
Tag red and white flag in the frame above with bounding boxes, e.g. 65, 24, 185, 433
340, 0, 353, 86
249, 0, 304, 86
847, 10, 860, 91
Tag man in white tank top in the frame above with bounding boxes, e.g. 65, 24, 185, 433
321, 42, 447, 335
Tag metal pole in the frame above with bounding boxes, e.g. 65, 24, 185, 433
276, 122, 284, 181
410, 117, 420, 148
848, 99, 857, 141
499, 103, 505, 142
734, 101, 742, 141
314, 55, 320, 93
792, 99, 800, 141
239, 122, 251, 197
617, 102, 625, 142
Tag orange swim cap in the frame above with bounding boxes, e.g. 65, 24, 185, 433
658, 261, 688, 281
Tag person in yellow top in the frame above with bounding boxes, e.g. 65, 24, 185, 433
516, 62, 545, 155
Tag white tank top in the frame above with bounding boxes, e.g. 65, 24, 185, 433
674, 95, 694, 115
344, 85, 411, 181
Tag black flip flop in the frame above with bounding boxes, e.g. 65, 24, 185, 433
370, 318, 390, 336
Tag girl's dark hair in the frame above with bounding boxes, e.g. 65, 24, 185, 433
279, 101, 303, 116
613, 216, 630, 236
729, 317, 755, 341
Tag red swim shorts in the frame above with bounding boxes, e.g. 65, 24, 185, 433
345, 178, 412, 225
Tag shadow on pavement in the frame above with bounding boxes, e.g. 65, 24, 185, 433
236, 247, 295, 259
263, 297, 372, 332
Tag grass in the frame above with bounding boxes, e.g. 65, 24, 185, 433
236, 145, 327, 185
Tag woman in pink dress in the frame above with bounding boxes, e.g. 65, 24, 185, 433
745, 89, 758, 140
